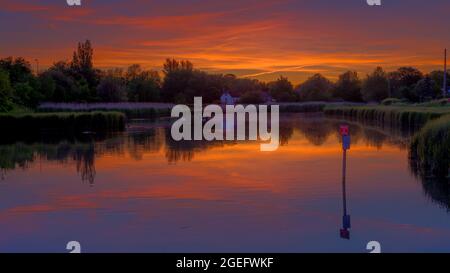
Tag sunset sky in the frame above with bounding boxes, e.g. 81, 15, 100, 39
0, 0, 449, 84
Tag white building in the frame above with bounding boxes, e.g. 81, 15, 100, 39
220, 92, 238, 105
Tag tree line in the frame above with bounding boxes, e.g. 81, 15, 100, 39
0, 40, 448, 112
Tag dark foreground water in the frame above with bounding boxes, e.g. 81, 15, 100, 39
0, 113, 449, 253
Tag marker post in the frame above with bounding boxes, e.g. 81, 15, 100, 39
339, 125, 351, 239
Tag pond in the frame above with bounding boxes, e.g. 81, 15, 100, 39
0, 113, 449, 252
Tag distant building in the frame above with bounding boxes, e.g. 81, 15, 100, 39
220, 91, 238, 105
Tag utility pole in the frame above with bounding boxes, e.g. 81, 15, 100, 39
444, 49, 447, 98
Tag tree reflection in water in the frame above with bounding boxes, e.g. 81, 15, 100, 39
0, 113, 448, 211
74, 144, 96, 185
410, 155, 450, 211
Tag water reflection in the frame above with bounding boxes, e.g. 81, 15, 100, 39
410, 156, 450, 211
340, 129, 351, 240
0, 115, 407, 182
0, 113, 447, 212
2, 113, 450, 252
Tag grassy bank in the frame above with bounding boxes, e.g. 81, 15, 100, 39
410, 115, 450, 179
38, 102, 364, 117
324, 104, 450, 179
0, 112, 125, 137
324, 105, 450, 129
39, 107, 170, 119
38, 102, 173, 119
278, 102, 326, 113
276, 102, 363, 113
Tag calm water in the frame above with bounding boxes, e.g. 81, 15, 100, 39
1, 113, 450, 253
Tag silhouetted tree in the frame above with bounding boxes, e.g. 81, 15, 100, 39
228, 78, 262, 97
388, 67, 423, 99
126, 64, 161, 102
97, 75, 127, 102
413, 76, 440, 102
163, 58, 193, 75
71, 40, 99, 98
239, 90, 264, 104
295, 74, 333, 101
37, 73, 56, 101
429, 70, 450, 94
13, 81, 39, 107
0, 69, 13, 111
71, 40, 94, 72
361, 67, 389, 102
43, 69, 80, 102
128, 79, 161, 101
0, 57, 45, 107
50, 61, 72, 75
268, 76, 296, 102
162, 59, 223, 103
0, 57, 33, 85
332, 71, 362, 101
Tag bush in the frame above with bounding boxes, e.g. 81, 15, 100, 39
410, 115, 450, 178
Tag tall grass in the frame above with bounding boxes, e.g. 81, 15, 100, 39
38, 102, 173, 118
323, 104, 450, 179
0, 111, 125, 137
278, 103, 326, 113
324, 105, 450, 130
410, 115, 450, 179
38, 102, 365, 117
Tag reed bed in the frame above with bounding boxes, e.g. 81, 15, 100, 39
0, 112, 125, 136
38, 102, 173, 118
410, 115, 450, 179
324, 105, 450, 129
278, 103, 326, 113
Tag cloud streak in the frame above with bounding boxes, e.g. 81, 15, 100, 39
0, 0, 448, 83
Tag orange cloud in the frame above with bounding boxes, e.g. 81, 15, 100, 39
0, 0, 448, 84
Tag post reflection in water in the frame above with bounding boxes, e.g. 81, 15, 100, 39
339, 125, 351, 240
1, 113, 450, 252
